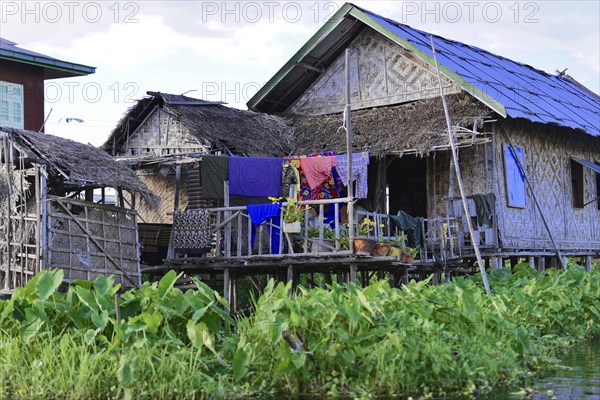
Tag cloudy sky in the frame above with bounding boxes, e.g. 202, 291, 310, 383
2, 1, 599, 145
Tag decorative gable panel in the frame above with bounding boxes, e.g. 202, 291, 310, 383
288, 28, 461, 115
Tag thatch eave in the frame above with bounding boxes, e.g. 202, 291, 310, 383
288, 93, 493, 157
1, 127, 160, 208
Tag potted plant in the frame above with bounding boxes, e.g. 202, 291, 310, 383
400, 246, 420, 264
308, 225, 336, 253
353, 218, 377, 256
282, 197, 306, 233
389, 234, 407, 258
372, 236, 392, 257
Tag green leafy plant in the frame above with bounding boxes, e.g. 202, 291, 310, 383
401, 246, 420, 258
357, 218, 375, 236
283, 197, 306, 224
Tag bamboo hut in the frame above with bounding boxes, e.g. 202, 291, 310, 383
246, 3, 600, 268
0, 127, 158, 294
103, 91, 294, 224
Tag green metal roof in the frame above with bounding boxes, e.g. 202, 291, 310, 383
0, 38, 95, 79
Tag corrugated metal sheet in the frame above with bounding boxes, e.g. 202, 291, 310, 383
357, 6, 600, 136
249, 4, 600, 137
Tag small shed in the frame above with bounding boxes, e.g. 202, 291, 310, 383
102, 91, 294, 224
0, 127, 158, 294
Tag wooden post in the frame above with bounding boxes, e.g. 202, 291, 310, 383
537, 257, 546, 272
344, 49, 355, 254
223, 268, 231, 313
585, 256, 592, 272
529, 256, 535, 269
224, 181, 231, 257
349, 264, 357, 284
337, 270, 344, 285
287, 265, 294, 295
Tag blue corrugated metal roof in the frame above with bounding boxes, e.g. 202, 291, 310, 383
354, 5, 600, 136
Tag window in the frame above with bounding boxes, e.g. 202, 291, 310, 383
503, 144, 526, 208
0, 81, 24, 129
571, 159, 584, 208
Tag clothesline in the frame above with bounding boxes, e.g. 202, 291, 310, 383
201, 151, 370, 201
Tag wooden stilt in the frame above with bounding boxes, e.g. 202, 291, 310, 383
537, 257, 546, 272
529, 256, 535, 269
510, 257, 518, 268
403, 268, 409, 285
585, 256, 592, 272
350, 264, 357, 284
223, 268, 231, 313
337, 270, 344, 285
324, 272, 332, 286
287, 265, 294, 295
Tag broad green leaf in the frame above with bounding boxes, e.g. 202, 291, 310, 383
232, 344, 252, 381
73, 286, 99, 313
157, 270, 179, 299
20, 317, 44, 342
35, 269, 64, 300
142, 311, 163, 335
117, 354, 139, 388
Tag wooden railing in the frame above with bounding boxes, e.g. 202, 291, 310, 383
209, 198, 352, 258
175, 199, 462, 262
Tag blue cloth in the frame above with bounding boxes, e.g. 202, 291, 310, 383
229, 157, 283, 197
246, 203, 282, 254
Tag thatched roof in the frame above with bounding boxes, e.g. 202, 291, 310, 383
1, 127, 159, 206
289, 93, 491, 156
103, 92, 294, 157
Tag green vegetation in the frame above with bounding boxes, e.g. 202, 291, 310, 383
1, 265, 599, 399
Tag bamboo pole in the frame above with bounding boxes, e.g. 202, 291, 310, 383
430, 36, 491, 295
345, 49, 355, 253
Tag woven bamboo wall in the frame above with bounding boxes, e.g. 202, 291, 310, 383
131, 171, 189, 224
47, 197, 140, 287
289, 28, 461, 115
118, 109, 208, 157
494, 121, 600, 251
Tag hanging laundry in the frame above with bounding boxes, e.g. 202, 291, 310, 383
336, 152, 370, 199
201, 155, 228, 199
299, 155, 336, 190
229, 156, 283, 197
246, 203, 282, 254
389, 210, 423, 248
472, 193, 496, 227
280, 162, 301, 198
172, 209, 212, 255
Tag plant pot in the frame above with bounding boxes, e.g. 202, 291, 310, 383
389, 246, 402, 258
353, 237, 376, 256
283, 221, 302, 233
372, 243, 391, 257
401, 254, 415, 264
311, 239, 335, 253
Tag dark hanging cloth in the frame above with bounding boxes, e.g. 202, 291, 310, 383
390, 211, 423, 248
229, 157, 284, 197
246, 203, 282, 255
201, 155, 229, 199
172, 210, 212, 255
472, 193, 496, 227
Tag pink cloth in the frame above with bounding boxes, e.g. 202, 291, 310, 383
299, 156, 336, 190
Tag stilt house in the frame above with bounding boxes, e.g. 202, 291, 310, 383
246, 2, 600, 268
